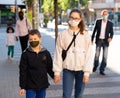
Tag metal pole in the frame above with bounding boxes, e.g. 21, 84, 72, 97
78, 0, 80, 10
0, 10, 1, 26
26, 2, 28, 18
15, 0, 18, 22
39, 0, 42, 13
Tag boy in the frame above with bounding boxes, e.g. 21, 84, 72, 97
19, 29, 54, 98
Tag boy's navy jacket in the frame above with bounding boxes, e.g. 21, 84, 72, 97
19, 46, 54, 90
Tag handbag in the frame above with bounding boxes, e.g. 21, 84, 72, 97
62, 31, 80, 61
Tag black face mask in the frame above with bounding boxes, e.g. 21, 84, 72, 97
19, 15, 23, 20
30, 41, 39, 48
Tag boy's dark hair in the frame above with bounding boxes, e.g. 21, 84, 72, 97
6, 26, 14, 33
29, 29, 41, 38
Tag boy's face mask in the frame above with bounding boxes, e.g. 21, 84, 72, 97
30, 41, 39, 48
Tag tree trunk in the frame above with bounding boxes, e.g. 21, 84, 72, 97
54, 0, 58, 43
32, 0, 39, 29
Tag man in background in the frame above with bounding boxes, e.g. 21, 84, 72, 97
91, 9, 114, 75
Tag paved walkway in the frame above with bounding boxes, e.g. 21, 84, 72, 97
0, 26, 120, 98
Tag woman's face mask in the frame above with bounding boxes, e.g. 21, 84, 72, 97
68, 20, 80, 27
19, 15, 23, 20
19, 12, 24, 20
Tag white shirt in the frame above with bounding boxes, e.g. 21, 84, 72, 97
16, 18, 32, 37
6, 33, 16, 46
99, 20, 107, 39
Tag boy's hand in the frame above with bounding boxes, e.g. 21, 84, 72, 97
19, 89, 25, 96
54, 75, 61, 84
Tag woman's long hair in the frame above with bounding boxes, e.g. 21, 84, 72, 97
69, 9, 86, 34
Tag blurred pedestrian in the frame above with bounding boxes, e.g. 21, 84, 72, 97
53, 9, 93, 98
19, 29, 54, 98
91, 9, 114, 75
5, 26, 17, 61
16, 11, 32, 52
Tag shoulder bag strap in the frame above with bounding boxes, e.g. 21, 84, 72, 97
66, 30, 80, 51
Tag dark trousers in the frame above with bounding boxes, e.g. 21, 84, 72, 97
19, 34, 28, 52
26, 89, 46, 98
94, 39, 108, 72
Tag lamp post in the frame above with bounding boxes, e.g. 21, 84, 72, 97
88, 0, 94, 25
78, 0, 80, 10
25, 1, 28, 18
15, 0, 18, 22
0, 10, 1, 26
39, 0, 42, 13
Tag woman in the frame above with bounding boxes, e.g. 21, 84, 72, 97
53, 9, 93, 98
16, 11, 32, 52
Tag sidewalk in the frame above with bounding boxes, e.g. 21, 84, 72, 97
0, 25, 120, 98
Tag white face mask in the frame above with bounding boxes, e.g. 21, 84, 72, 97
68, 20, 80, 27
102, 16, 108, 20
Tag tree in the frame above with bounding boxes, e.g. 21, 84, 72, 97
54, 0, 58, 42
23, 0, 89, 41
32, 0, 39, 29
23, 0, 39, 29
81, 0, 89, 6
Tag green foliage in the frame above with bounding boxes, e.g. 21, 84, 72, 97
41, 0, 54, 13
81, 0, 88, 6
23, 0, 89, 15
27, 10, 32, 23
58, 0, 70, 11
44, 15, 49, 23
22, 0, 33, 7
22, 0, 89, 23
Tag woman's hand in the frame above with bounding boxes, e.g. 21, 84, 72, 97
19, 89, 25, 96
54, 75, 61, 84
16, 36, 19, 41
83, 76, 89, 83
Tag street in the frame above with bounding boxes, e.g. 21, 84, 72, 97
0, 24, 120, 98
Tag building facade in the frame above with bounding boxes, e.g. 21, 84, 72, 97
90, 0, 120, 25
0, 0, 25, 26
